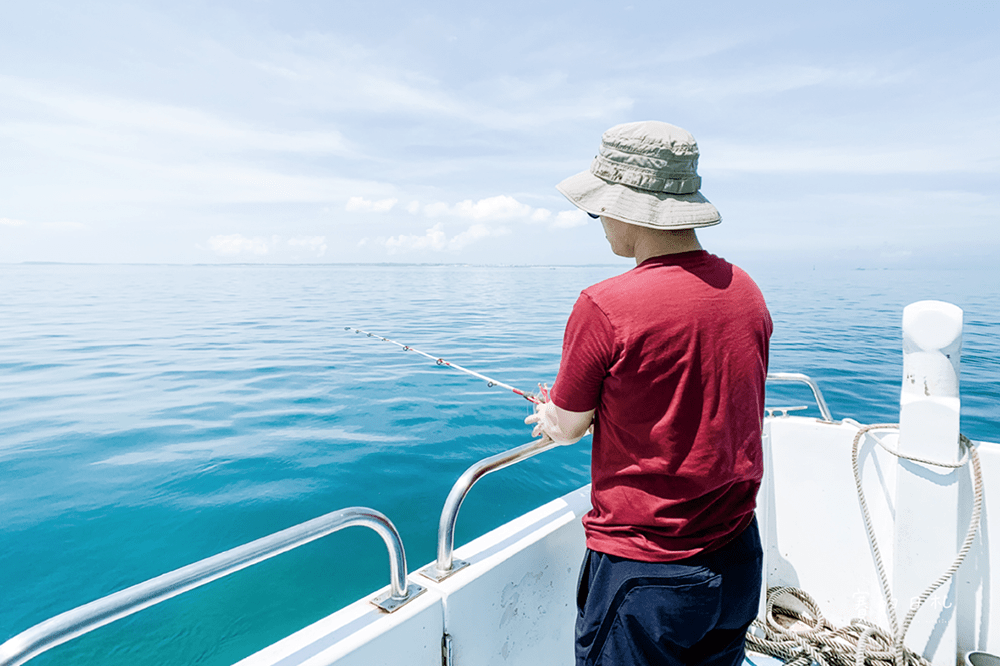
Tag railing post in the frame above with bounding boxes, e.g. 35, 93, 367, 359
420, 438, 560, 581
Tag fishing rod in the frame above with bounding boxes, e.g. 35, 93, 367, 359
345, 327, 544, 404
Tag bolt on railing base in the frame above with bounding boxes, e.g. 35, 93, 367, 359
371, 582, 427, 613
418, 559, 470, 582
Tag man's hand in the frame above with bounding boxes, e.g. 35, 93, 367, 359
525, 398, 595, 446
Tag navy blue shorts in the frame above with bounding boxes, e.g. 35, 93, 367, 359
575, 518, 762, 666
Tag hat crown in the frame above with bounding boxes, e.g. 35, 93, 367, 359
602, 121, 700, 159
591, 121, 702, 195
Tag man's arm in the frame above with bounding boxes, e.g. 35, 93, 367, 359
528, 291, 608, 445
524, 400, 594, 445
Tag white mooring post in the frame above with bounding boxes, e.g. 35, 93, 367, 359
895, 300, 963, 665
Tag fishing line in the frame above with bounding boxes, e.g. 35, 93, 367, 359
345, 327, 544, 404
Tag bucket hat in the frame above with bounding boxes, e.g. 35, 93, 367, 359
556, 121, 721, 229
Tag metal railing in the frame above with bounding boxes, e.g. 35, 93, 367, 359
0, 507, 425, 666
421, 437, 561, 581
420, 372, 832, 582
766, 372, 834, 422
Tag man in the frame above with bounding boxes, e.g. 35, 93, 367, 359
526, 121, 772, 666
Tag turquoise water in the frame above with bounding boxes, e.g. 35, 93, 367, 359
1, 263, 997, 665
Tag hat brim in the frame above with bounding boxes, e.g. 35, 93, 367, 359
556, 170, 721, 230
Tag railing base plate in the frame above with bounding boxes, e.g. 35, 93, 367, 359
418, 559, 470, 582
371, 582, 426, 613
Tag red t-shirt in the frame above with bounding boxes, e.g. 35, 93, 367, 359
550, 251, 772, 562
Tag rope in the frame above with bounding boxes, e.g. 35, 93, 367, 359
748, 426, 983, 666
746, 587, 925, 666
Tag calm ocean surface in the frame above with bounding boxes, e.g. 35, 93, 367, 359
1, 263, 997, 665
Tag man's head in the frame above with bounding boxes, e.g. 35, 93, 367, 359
556, 121, 720, 231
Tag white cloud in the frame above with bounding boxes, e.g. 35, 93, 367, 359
382, 221, 510, 254
552, 210, 588, 229
288, 236, 327, 257
2, 76, 348, 155
415, 195, 565, 225
0, 217, 27, 226
450, 223, 510, 250
422, 201, 452, 217
451, 195, 533, 220
0, 76, 385, 209
248, 48, 633, 131
345, 196, 398, 212
370, 197, 587, 249
207, 234, 270, 256
384, 222, 448, 253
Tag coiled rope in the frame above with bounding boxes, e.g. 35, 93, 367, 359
747, 425, 983, 666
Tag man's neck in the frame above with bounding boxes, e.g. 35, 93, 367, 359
632, 229, 703, 265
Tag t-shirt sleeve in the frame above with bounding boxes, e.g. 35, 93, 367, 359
550, 291, 615, 413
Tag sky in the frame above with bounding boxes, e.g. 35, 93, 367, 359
0, 0, 997, 268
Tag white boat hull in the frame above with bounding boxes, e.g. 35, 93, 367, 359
234, 415, 999, 665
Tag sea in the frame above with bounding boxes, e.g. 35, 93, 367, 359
1, 262, 997, 665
